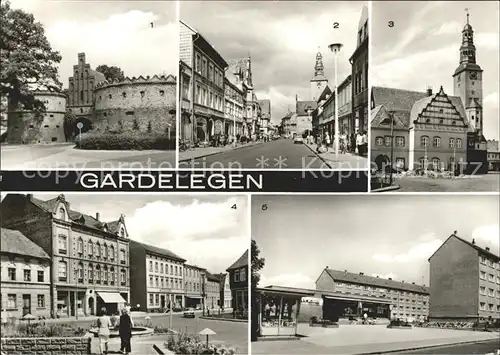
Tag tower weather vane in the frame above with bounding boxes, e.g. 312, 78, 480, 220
465, 8, 469, 24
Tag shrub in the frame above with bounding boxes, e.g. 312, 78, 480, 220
1, 322, 86, 338
166, 333, 236, 355
75, 131, 175, 150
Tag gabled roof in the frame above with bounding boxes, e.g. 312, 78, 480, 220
227, 250, 248, 271
317, 86, 332, 103
258, 99, 271, 119
130, 240, 186, 262
372, 87, 428, 112
1, 228, 50, 260
296, 100, 317, 116
205, 271, 223, 283
428, 233, 500, 262
185, 264, 207, 271
323, 268, 429, 294
371, 105, 410, 130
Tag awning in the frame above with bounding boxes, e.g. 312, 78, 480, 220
186, 296, 202, 299
97, 292, 126, 304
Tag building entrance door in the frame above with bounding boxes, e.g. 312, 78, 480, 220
161, 295, 166, 309
22, 295, 31, 316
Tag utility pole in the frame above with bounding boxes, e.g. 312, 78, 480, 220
389, 112, 395, 186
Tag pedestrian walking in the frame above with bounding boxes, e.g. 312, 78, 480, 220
97, 307, 111, 354
119, 307, 133, 355
361, 131, 368, 157
325, 132, 331, 152
356, 131, 363, 156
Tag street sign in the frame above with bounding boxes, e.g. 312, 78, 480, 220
76, 122, 83, 129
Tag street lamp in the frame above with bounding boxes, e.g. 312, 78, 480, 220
329, 43, 343, 159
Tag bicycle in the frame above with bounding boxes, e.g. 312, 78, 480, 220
179, 139, 195, 152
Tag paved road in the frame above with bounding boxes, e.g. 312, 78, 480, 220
394, 339, 500, 354
1, 144, 175, 170
394, 174, 500, 192
180, 139, 330, 169
64, 313, 247, 354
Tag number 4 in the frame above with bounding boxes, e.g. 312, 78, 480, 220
231, 204, 237, 210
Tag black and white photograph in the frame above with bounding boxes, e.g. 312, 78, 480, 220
370, 1, 500, 192
0, 193, 249, 354
250, 194, 500, 354
178, 1, 369, 170
0, 0, 178, 170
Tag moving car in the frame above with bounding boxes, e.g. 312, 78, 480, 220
293, 136, 303, 144
183, 308, 195, 318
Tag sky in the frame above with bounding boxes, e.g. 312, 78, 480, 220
252, 194, 500, 289
9, 0, 178, 89
2, 193, 249, 274
372, 1, 500, 141
181, 1, 367, 125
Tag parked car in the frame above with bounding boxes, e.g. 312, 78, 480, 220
293, 136, 303, 144
183, 308, 195, 318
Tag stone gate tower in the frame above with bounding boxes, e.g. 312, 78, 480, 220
310, 49, 328, 102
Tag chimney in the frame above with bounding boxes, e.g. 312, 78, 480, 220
486, 247, 490, 251
376, 275, 379, 278
426, 86, 433, 96
388, 278, 392, 280
96, 213, 100, 221
26, 194, 33, 201
359, 272, 364, 276
412, 282, 415, 285
472, 239, 476, 245
453, 230, 457, 235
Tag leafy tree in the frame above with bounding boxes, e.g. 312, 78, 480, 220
63, 112, 76, 141
96, 65, 125, 82
251, 239, 265, 289
1, 1, 62, 116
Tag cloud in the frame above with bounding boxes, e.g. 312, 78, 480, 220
372, 237, 443, 263
484, 92, 499, 107
260, 273, 315, 289
432, 21, 463, 36
472, 224, 500, 254
476, 32, 500, 50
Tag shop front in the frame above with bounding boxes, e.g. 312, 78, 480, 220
322, 294, 392, 321
254, 286, 315, 339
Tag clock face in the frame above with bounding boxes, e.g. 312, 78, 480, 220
469, 72, 478, 80
317, 82, 322, 88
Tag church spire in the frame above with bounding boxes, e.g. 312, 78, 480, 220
460, 8, 476, 65
314, 48, 325, 78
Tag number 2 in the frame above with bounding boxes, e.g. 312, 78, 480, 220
333, 22, 339, 29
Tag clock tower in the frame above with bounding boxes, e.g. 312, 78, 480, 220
310, 49, 329, 102
452, 10, 484, 134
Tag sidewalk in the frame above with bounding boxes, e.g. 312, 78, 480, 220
304, 142, 369, 169
178, 141, 263, 162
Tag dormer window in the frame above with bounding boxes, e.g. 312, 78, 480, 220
120, 227, 125, 238
58, 207, 66, 220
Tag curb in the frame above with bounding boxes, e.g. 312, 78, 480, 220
371, 185, 401, 192
357, 338, 499, 354
179, 142, 264, 163
153, 343, 175, 355
199, 316, 248, 323
303, 143, 332, 168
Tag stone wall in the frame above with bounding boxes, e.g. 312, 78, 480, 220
0, 336, 91, 355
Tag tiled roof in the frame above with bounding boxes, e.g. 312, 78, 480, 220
371, 105, 410, 130
372, 87, 428, 112
1, 228, 50, 260
185, 264, 206, 271
296, 101, 317, 116
206, 272, 222, 283
227, 250, 248, 271
130, 240, 186, 262
323, 268, 429, 294
429, 234, 499, 262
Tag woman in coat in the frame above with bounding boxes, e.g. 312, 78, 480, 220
119, 308, 133, 355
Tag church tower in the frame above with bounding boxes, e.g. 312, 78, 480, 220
452, 10, 484, 134
310, 49, 328, 102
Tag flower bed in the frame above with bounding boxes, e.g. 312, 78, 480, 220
309, 317, 339, 328
387, 319, 412, 329
166, 333, 236, 355
416, 321, 500, 332
75, 131, 175, 150
1, 322, 86, 338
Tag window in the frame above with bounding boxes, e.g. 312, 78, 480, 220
149, 294, 154, 306
37, 270, 44, 282
488, 274, 495, 282
155, 262, 159, 272
110, 267, 115, 284
480, 286, 486, 295
120, 249, 126, 264
8, 268, 16, 281
88, 264, 94, 281
384, 136, 392, 147
77, 238, 83, 254
160, 90, 165, 96
396, 137, 405, 147
160, 263, 164, 274
419, 157, 427, 169
240, 268, 246, 281
432, 158, 441, 171
140, 91, 145, 98
37, 295, 45, 308
121, 269, 126, 285
109, 246, 114, 260
58, 261, 67, 281
96, 265, 101, 283
234, 269, 240, 282
480, 271, 486, 280
456, 138, 462, 148
433, 136, 441, 148
96, 242, 101, 258
449, 138, 455, 148
396, 158, 405, 169
24, 269, 31, 282
103, 243, 108, 259
103, 266, 108, 283
155, 277, 159, 287
155, 294, 159, 305
122, 92, 126, 98
120, 227, 125, 238
58, 235, 67, 254
149, 261, 153, 272
420, 136, 429, 148
488, 288, 494, 296
8, 294, 16, 309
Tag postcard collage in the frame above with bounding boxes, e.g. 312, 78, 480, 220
0, 1, 499, 355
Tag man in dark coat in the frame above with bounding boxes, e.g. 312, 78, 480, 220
119, 308, 133, 355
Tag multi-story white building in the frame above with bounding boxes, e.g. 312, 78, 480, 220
129, 241, 186, 312
1, 228, 51, 320
184, 264, 205, 309
224, 77, 245, 138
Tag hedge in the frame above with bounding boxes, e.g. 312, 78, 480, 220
75, 132, 175, 150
